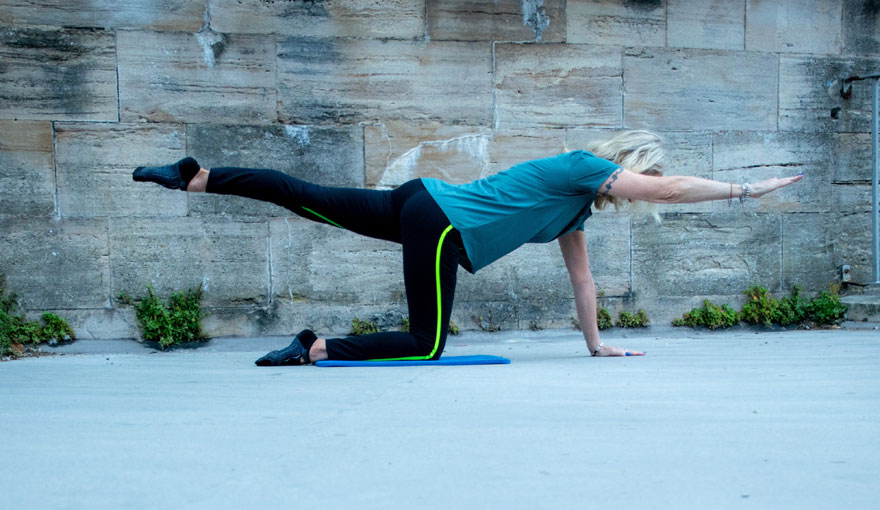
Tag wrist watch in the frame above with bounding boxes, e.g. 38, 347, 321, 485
591, 342, 604, 356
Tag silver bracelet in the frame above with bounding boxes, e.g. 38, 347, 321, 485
591, 341, 604, 356
739, 183, 752, 203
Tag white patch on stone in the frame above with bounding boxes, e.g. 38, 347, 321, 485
492, 89, 500, 133
521, 0, 550, 41
284, 218, 294, 301
377, 133, 491, 188
283, 125, 311, 146
195, 30, 224, 68
169, 130, 183, 149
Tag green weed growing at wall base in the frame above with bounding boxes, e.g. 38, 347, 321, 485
672, 300, 740, 329
121, 285, 208, 349
1, 274, 75, 357
673, 284, 847, 329
350, 317, 379, 336
597, 308, 613, 330
616, 309, 650, 328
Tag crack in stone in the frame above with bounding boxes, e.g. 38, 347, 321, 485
718, 162, 807, 172
832, 180, 871, 185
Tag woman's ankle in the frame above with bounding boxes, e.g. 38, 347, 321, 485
309, 338, 329, 362
186, 168, 210, 192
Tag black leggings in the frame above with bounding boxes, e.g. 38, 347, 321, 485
207, 167, 462, 360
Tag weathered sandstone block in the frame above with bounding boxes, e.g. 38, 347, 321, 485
117, 30, 276, 124
211, 0, 425, 39
779, 55, 880, 133
0, 121, 55, 217
269, 218, 405, 306
833, 212, 877, 285
10, 0, 204, 31
782, 213, 836, 291
0, 27, 117, 121
0, 217, 110, 309
746, 0, 842, 54
831, 133, 874, 213
843, 0, 880, 55
495, 43, 622, 129
567, 0, 666, 47
428, 0, 564, 42
832, 133, 873, 184
278, 38, 492, 125
667, 0, 744, 50
54, 123, 188, 218
632, 212, 782, 297
109, 217, 269, 307
624, 48, 777, 131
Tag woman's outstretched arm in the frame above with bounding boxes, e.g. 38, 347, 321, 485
558, 230, 644, 357
599, 169, 804, 204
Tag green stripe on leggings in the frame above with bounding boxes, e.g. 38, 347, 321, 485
368, 224, 454, 362
302, 207, 344, 229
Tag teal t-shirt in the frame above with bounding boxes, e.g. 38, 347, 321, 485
421, 150, 620, 273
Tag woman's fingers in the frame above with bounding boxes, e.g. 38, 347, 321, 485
752, 174, 804, 198
781, 174, 804, 187
597, 345, 645, 357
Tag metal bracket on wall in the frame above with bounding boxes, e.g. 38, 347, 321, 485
841, 264, 852, 283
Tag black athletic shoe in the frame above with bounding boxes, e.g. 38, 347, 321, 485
255, 329, 317, 366
132, 157, 200, 191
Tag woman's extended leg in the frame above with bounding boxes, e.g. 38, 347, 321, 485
205, 166, 401, 242
135, 158, 400, 242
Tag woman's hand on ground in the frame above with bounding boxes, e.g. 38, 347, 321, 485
597, 345, 645, 357
750, 174, 804, 198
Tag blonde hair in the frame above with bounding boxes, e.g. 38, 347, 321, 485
583, 130, 665, 222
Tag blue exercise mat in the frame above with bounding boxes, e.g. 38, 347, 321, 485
315, 355, 510, 367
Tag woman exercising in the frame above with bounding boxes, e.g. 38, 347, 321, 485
133, 130, 803, 365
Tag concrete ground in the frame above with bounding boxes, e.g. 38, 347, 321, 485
1, 327, 878, 510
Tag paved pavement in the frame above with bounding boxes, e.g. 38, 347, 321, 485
1, 328, 878, 509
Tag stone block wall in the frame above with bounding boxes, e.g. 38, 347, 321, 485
1, 1, 878, 339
